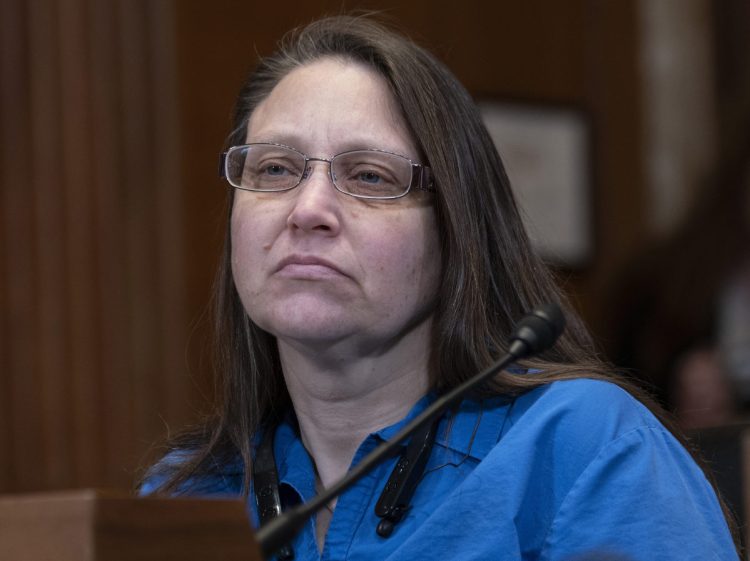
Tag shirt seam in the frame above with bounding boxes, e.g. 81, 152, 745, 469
539, 423, 663, 559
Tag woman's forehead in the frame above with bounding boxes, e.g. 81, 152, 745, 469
245, 59, 418, 159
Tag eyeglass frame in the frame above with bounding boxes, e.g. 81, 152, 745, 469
219, 142, 436, 200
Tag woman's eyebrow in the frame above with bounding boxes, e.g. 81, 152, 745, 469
247, 132, 413, 158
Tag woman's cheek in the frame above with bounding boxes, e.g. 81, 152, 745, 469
230, 207, 263, 293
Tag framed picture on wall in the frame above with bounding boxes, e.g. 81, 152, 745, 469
478, 101, 593, 267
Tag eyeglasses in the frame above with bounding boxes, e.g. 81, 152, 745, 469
220, 143, 435, 200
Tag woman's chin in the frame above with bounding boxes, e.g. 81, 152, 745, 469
253, 304, 363, 345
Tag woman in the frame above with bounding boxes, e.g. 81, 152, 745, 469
142, 16, 739, 560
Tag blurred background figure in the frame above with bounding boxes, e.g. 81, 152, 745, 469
608, 125, 750, 429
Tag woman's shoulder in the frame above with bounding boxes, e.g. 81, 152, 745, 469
476, 378, 737, 558
512, 377, 663, 434
494, 377, 677, 474
525, 376, 652, 405
504, 379, 737, 558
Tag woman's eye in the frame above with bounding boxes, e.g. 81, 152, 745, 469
263, 164, 289, 176
357, 171, 381, 184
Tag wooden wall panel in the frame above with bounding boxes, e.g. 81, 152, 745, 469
0, 0, 186, 493
88, 0, 127, 488
1, 0, 45, 492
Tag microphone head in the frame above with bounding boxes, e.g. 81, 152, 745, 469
509, 303, 566, 358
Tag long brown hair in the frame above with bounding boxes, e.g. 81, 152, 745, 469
141, 18, 740, 548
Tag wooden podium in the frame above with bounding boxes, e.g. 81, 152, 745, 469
0, 489, 261, 561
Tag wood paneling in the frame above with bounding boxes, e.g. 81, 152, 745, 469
0, 490, 260, 561
0, 0, 186, 492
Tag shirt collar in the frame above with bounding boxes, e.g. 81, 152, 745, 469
272, 392, 513, 477
437, 395, 513, 460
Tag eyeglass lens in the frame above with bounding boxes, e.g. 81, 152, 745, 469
226, 145, 414, 198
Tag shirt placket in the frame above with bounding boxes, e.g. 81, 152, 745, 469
320, 434, 388, 561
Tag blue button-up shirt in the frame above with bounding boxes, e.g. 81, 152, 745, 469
142, 379, 738, 560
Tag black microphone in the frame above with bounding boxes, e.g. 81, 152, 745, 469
255, 304, 565, 559
507, 303, 565, 357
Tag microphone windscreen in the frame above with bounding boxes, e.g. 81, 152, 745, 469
510, 304, 565, 357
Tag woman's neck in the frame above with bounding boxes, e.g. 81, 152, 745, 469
277, 326, 432, 490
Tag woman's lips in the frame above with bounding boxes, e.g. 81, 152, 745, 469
274, 255, 348, 280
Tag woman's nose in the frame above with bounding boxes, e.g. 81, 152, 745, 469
286, 161, 342, 235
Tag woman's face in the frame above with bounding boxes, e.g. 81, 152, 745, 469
230, 58, 441, 354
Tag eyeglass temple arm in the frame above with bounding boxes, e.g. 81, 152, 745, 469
218, 152, 228, 179
415, 165, 435, 192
